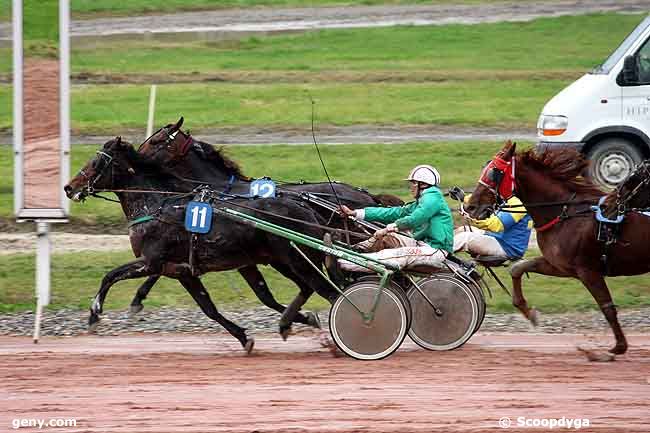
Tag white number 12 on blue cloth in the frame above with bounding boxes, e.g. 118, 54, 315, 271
250, 179, 276, 198
184, 201, 213, 233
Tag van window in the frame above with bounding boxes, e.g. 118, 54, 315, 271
593, 16, 650, 75
638, 38, 650, 84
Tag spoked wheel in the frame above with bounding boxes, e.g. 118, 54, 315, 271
407, 275, 479, 351
329, 280, 410, 360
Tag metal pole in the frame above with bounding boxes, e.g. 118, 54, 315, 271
12, 0, 23, 216
146, 84, 157, 138
60, 0, 70, 214
33, 222, 51, 343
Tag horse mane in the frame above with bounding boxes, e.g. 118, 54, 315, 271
517, 148, 604, 196
192, 139, 246, 179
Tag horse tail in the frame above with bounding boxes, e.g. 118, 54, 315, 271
370, 193, 404, 207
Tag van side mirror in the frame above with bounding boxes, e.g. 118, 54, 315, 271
622, 55, 639, 84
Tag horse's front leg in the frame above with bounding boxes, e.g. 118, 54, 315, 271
89, 258, 156, 330
575, 268, 627, 355
509, 257, 572, 326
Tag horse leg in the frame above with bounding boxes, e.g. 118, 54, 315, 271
178, 275, 253, 353
238, 265, 318, 328
510, 257, 572, 326
275, 255, 339, 341
129, 275, 160, 316
575, 268, 628, 355
89, 258, 155, 330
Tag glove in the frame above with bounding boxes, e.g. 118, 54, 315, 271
448, 186, 465, 202
339, 205, 356, 217
373, 223, 398, 239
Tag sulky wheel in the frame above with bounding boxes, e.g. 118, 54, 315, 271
353, 275, 412, 329
466, 279, 486, 334
329, 280, 410, 360
407, 275, 479, 351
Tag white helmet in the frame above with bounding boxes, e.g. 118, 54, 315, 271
405, 164, 440, 186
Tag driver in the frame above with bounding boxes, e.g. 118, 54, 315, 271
337, 164, 453, 272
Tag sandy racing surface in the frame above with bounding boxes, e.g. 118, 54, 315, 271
2, 333, 649, 432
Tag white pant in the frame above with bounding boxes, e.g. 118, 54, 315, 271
339, 233, 448, 272
453, 227, 506, 257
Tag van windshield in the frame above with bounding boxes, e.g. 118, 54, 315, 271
592, 16, 650, 74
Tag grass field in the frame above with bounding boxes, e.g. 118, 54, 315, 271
1, 248, 648, 314
0, 14, 646, 134
0, 140, 517, 221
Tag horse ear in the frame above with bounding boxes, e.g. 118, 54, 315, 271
171, 116, 184, 132
503, 140, 516, 160
115, 136, 122, 146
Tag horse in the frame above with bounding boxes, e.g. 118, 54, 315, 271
64, 137, 339, 351
464, 140, 650, 355
128, 117, 404, 315
602, 159, 650, 218
138, 117, 404, 209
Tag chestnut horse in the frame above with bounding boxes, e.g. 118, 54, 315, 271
465, 140, 650, 354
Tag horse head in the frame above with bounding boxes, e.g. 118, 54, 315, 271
64, 136, 139, 201
138, 116, 190, 166
610, 159, 650, 213
138, 117, 246, 187
465, 140, 517, 219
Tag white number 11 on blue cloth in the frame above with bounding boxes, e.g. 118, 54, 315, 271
184, 201, 213, 233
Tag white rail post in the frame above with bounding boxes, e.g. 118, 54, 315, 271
34, 222, 51, 343
146, 84, 157, 138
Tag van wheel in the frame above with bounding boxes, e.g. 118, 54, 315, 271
587, 138, 643, 190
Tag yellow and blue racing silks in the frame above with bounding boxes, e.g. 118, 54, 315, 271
473, 196, 532, 258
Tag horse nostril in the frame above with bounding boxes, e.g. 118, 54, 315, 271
64, 185, 73, 197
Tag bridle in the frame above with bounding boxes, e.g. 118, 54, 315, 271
139, 126, 194, 161
614, 160, 650, 213
478, 153, 515, 204
77, 150, 115, 195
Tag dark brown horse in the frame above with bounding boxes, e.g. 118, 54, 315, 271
64, 137, 338, 351
128, 117, 403, 314
465, 140, 650, 354
602, 159, 650, 218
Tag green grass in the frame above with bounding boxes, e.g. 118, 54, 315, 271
0, 79, 563, 134
0, 140, 517, 221
0, 250, 331, 313
1, 14, 645, 134
67, 14, 645, 76
1, 248, 648, 314
69, 0, 515, 18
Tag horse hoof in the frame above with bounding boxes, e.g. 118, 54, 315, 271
244, 338, 255, 355
280, 326, 292, 341
128, 304, 144, 316
88, 314, 101, 332
306, 311, 322, 329
527, 308, 539, 327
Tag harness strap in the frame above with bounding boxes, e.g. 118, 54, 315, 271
534, 216, 561, 232
128, 215, 155, 228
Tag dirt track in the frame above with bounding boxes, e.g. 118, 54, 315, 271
1, 333, 649, 432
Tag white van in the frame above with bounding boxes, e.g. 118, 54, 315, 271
537, 15, 650, 189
